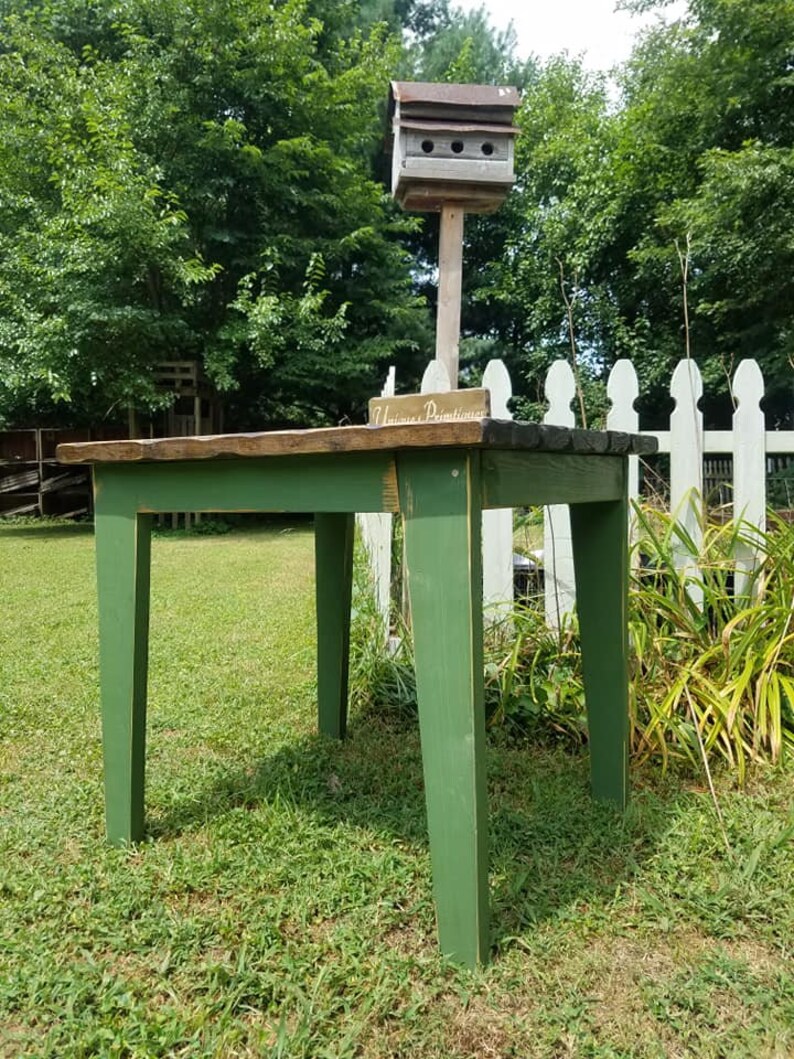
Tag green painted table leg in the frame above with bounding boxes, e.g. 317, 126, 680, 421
399, 451, 490, 968
94, 479, 152, 844
570, 484, 630, 809
314, 512, 354, 740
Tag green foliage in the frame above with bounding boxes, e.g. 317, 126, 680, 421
2, 521, 794, 1055
0, 0, 431, 428
349, 538, 417, 715
462, 57, 637, 422
403, 4, 534, 86
610, 0, 794, 422
0, 13, 214, 422
2, 0, 792, 431
627, 508, 794, 780
353, 509, 794, 783
768, 464, 794, 510
508, 508, 794, 779
473, 0, 794, 425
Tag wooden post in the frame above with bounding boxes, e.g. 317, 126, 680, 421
399, 449, 489, 967
570, 485, 630, 809
435, 204, 464, 386
193, 392, 202, 527
315, 512, 355, 739
94, 469, 152, 845
607, 359, 640, 511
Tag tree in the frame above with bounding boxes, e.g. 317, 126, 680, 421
612, 0, 794, 423
477, 0, 794, 426
0, 0, 431, 428
468, 58, 616, 420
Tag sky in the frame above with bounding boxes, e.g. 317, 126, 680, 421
452, 0, 689, 72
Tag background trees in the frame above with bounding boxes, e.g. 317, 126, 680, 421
0, 0, 791, 430
470, 0, 794, 426
0, 0, 430, 427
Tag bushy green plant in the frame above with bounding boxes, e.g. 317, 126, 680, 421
627, 507, 794, 781
349, 539, 416, 716
352, 509, 794, 782
768, 462, 794, 510
484, 606, 586, 741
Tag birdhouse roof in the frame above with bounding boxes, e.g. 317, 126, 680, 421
389, 81, 520, 126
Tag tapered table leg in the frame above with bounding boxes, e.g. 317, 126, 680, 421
94, 470, 152, 844
314, 513, 354, 740
399, 451, 489, 968
570, 486, 630, 809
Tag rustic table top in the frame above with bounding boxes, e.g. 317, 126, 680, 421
56, 419, 658, 465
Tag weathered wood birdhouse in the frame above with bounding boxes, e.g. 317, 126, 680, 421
389, 81, 520, 213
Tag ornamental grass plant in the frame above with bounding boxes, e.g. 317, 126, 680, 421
352, 507, 794, 783
626, 506, 794, 781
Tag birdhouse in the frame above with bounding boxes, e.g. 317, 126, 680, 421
389, 81, 520, 214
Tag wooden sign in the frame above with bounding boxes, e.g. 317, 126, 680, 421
369, 388, 490, 427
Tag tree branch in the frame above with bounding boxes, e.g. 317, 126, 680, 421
557, 258, 587, 429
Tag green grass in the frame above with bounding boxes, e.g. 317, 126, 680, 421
1, 521, 793, 1058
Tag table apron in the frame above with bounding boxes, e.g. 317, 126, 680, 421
480, 450, 626, 508
92, 449, 627, 516
93, 452, 401, 514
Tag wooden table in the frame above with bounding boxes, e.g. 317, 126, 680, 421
58, 419, 656, 968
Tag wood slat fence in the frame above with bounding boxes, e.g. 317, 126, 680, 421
359, 357, 794, 634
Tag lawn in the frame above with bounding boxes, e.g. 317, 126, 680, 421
1, 520, 792, 1058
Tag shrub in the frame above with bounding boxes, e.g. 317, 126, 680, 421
625, 507, 794, 780
351, 508, 794, 782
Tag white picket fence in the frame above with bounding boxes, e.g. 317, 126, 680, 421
359, 357, 794, 634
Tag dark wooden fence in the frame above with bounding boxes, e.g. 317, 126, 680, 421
0, 428, 126, 518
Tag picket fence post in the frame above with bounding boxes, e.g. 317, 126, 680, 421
482, 359, 514, 624
732, 359, 766, 596
357, 366, 396, 642
606, 359, 640, 510
421, 359, 452, 394
669, 359, 704, 605
543, 360, 577, 627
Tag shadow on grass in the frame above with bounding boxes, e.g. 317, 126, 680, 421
148, 707, 673, 953
0, 521, 94, 539
0, 515, 312, 540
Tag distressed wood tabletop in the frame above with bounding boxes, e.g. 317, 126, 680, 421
57, 419, 657, 464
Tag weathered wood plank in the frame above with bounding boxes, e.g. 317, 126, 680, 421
0, 468, 39, 492
58, 420, 656, 464
369, 388, 489, 426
